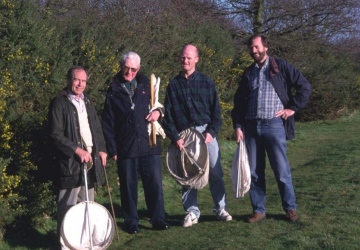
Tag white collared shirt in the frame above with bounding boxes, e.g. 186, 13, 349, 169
68, 91, 93, 150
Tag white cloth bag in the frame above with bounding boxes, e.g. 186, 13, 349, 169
231, 139, 251, 198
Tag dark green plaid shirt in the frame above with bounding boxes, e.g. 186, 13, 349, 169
163, 70, 222, 142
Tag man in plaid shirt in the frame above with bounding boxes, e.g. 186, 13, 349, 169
232, 35, 311, 223
163, 44, 232, 228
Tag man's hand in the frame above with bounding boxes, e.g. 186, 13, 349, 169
203, 132, 213, 144
75, 147, 92, 164
145, 110, 160, 122
99, 151, 107, 167
176, 138, 185, 151
234, 128, 243, 143
275, 109, 295, 120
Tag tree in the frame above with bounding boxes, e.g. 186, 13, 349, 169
216, 0, 360, 39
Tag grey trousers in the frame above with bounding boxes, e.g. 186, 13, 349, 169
57, 186, 94, 238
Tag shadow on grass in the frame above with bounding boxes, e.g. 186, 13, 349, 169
3, 210, 295, 249
4, 217, 58, 250
161, 213, 253, 226
4, 202, 124, 249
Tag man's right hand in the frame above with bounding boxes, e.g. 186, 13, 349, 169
235, 128, 243, 143
176, 139, 185, 151
75, 147, 93, 164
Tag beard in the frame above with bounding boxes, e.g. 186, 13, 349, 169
251, 51, 266, 64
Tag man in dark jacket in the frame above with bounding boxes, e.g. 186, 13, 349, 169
48, 66, 107, 240
102, 51, 169, 234
231, 35, 311, 223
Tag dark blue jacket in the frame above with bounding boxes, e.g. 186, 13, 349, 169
231, 57, 311, 140
102, 72, 161, 160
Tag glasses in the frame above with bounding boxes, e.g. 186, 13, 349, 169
122, 66, 138, 73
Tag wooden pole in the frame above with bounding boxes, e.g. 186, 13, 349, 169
149, 74, 157, 147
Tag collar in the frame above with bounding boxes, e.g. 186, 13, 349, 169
67, 89, 84, 101
181, 70, 197, 80
255, 56, 269, 70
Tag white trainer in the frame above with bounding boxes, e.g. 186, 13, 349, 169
183, 212, 198, 227
217, 209, 232, 221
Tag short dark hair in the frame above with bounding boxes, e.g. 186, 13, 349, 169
66, 66, 87, 83
247, 34, 269, 48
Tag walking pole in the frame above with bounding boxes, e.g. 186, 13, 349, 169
83, 163, 94, 250
104, 166, 120, 242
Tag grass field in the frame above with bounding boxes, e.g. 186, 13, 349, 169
1, 112, 360, 249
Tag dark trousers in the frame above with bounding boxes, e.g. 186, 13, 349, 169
118, 154, 165, 226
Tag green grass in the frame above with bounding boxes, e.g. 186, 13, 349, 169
1, 112, 360, 249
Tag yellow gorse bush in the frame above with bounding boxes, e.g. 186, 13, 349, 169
220, 101, 233, 127
0, 161, 21, 202
81, 39, 97, 63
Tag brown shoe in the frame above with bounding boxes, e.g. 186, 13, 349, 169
286, 210, 298, 222
247, 212, 266, 223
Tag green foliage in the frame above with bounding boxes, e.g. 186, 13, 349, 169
297, 48, 360, 121
0, 157, 20, 242
217, 50, 254, 140
0, 0, 360, 245
0, 0, 60, 236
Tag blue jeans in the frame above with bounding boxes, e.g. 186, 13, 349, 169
118, 154, 165, 226
182, 125, 227, 218
245, 117, 297, 214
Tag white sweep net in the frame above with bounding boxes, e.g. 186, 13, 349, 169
166, 128, 209, 190
60, 201, 115, 250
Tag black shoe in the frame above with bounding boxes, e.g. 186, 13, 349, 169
125, 224, 139, 234
152, 221, 170, 230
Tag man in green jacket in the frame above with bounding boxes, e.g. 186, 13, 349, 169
48, 66, 107, 240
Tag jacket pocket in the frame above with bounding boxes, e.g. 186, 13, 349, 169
60, 157, 81, 176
